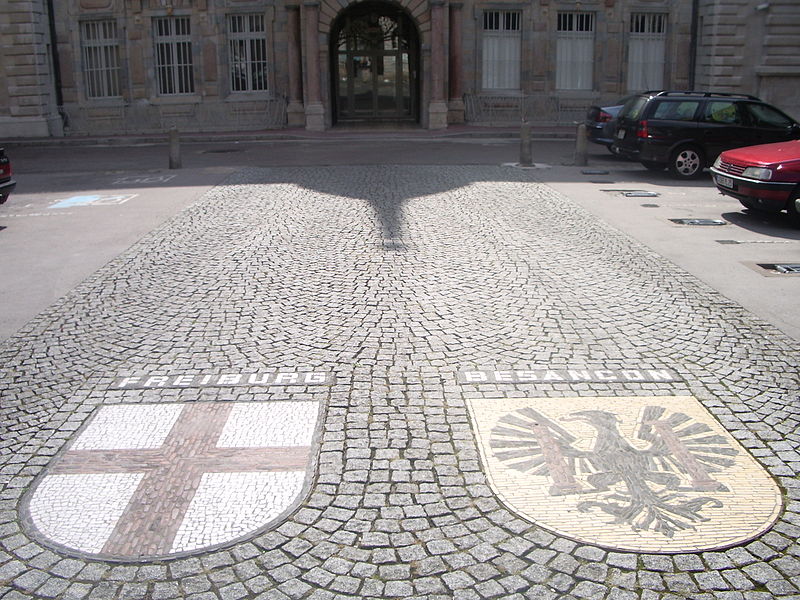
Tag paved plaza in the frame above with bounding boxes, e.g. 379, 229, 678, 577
1, 164, 799, 599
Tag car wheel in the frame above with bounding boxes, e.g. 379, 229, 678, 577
641, 160, 665, 171
669, 145, 705, 178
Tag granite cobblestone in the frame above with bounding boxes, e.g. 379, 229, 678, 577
1, 165, 799, 598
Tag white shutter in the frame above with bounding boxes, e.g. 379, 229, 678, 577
627, 14, 666, 92
556, 13, 594, 90
482, 11, 521, 90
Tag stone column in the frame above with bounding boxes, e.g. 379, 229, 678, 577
447, 2, 464, 124
303, 1, 325, 131
286, 5, 305, 127
428, 0, 448, 130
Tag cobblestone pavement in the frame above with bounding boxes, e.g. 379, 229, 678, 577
1, 165, 799, 600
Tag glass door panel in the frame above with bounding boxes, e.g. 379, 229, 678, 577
352, 56, 373, 114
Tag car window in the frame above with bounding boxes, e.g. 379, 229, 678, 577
744, 103, 794, 128
701, 101, 743, 125
651, 100, 699, 121
620, 97, 648, 120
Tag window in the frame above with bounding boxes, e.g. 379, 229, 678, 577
701, 101, 742, 125
228, 14, 268, 92
154, 17, 194, 95
627, 13, 666, 92
556, 12, 594, 90
745, 103, 794, 128
652, 100, 699, 121
81, 20, 121, 98
482, 11, 521, 90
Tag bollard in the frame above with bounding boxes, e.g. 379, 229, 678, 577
519, 121, 533, 167
574, 122, 588, 167
168, 126, 181, 169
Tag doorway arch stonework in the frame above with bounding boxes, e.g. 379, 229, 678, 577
298, 0, 451, 130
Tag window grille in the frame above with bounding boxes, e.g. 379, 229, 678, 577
154, 17, 194, 95
228, 14, 269, 92
556, 12, 594, 90
81, 20, 121, 98
482, 11, 521, 90
627, 13, 667, 92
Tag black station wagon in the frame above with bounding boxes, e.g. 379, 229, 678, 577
611, 91, 800, 178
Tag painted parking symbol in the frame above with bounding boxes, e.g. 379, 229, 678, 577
49, 194, 138, 209
113, 174, 177, 185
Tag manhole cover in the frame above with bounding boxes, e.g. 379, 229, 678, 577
670, 218, 727, 226
623, 191, 660, 198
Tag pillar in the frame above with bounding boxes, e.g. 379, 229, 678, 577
428, 0, 448, 129
303, 1, 325, 131
287, 5, 305, 126
447, 2, 464, 124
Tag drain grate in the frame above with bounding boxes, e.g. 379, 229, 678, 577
582, 169, 610, 175
623, 191, 660, 198
757, 263, 800, 274
641, 203, 660, 208
670, 218, 727, 226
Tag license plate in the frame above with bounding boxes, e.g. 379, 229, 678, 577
616, 129, 626, 140
716, 174, 734, 189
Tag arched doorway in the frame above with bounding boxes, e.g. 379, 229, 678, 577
330, 1, 420, 124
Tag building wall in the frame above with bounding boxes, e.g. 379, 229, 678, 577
0, 0, 798, 137
695, 0, 800, 119
0, 0, 63, 137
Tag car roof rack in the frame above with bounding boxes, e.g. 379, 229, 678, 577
654, 91, 761, 100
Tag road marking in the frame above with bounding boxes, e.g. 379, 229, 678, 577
49, 194, 138, 209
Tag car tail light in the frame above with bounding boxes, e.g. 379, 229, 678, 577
598, 110, 613, 123
636, 120, 649, 138
0, 161, 9, 178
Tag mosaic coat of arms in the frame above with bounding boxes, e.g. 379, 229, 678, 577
22, 401, 320, 560
467, 396, 782, 552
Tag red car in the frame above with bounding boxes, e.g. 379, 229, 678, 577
0, 147, 15, 204
711, 139, 800, 225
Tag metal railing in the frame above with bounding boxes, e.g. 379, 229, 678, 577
463, 93, 592, 125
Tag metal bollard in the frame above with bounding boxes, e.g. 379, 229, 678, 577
519, 121, 533, 167
168, 126, 181, 169
574, 122, 588, 167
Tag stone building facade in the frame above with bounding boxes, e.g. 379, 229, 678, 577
0, 0, 798, 138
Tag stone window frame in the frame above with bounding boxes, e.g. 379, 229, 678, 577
480, 8, 523, 91
555, 11, 596, 91
226, 12, 270, 93
80, 19, 123, 99
153, 15, 195, 96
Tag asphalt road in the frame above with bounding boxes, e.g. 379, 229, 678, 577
1, 135, 798, 341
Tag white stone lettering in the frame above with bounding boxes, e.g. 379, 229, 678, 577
248, 373, 272, 385
622, 370, 645, 381
217, 374, 242, 385
494, 371, 513, 382
568, 370, 592, 381
595, 370, 617, 381
274, 373, 299, 384
173, 375, 195, 386
648, 370, 674, 381
515, 370, 538, 381
305, 372, 327, 383
145, 376, 169, 387
542, 371, 564, 381
117, 377, 141, 388
463, 371, 488, 382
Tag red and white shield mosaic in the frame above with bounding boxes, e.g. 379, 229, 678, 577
467, 396, 782, 553
22, 401, 320, 560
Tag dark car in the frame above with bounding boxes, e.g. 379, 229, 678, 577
611, 91, 800, 178
0, 147, 15, 204
711, 139, 800, 226
584, 95, 637, 151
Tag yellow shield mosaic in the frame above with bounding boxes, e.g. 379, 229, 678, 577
467, 396, 782, 553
